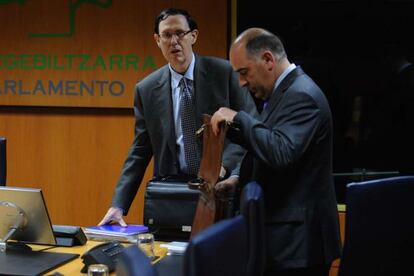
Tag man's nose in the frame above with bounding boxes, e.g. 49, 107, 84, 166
170, 34, 180, 43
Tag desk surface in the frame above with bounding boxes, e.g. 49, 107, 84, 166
29, 240, 168, 276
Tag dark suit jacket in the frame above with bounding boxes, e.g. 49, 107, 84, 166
112, 54, 256, 214
232, 67, 341, 270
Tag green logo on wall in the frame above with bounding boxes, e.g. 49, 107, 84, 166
0, 0, 157, 100
1, 0, 113, 38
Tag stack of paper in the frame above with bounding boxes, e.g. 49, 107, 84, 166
160, 241, 188, 255
84, 224, 148, 243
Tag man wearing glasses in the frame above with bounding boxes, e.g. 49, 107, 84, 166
99, 8, 256, 226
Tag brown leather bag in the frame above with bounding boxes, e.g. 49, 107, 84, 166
189, 114, 228, 238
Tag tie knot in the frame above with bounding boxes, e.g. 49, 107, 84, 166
179, 77, 192, 91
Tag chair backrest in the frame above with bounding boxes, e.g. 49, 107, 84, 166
116, 245, 158, 276
240, 181, 265, 276
339, 176, 414, 276
184, 215, 248, 276
0, 137, 6, 186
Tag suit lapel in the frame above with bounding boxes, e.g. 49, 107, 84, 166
261, 66, 305, 122
153, 67, 177, 156
193, 55, 211, 129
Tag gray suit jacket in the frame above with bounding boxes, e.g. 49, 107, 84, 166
232, 67, 341, 270
112, 54, 256, 214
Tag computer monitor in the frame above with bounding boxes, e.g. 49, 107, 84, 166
0, 186, 56, 246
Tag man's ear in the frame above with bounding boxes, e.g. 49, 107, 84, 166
154, 34, 161, 48
263, 51, 276, 70
190, 29, 199, 45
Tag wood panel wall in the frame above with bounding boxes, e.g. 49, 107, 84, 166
0, 0, 229, 226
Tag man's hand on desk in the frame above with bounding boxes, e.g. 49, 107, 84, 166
98, 207, 127, 227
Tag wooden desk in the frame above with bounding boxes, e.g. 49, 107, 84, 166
30, 241, 168, 276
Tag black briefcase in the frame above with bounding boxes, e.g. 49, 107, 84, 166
143, 176, 200, 241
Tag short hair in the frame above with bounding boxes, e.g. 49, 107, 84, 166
245, 31, 287, 60
154, 8, 198, 34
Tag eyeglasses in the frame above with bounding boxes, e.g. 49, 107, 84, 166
159, 30, 192, 41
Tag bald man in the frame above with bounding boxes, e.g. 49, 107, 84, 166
212, 28, 341, 276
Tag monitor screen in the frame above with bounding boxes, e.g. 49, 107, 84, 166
0, 186, 56, 245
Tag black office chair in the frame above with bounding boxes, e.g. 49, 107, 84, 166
0, 137, 6, 186
338, 176, 414, 276
240, 181, 265, 276
184, 215, 248, 276
116, 245, 158, 276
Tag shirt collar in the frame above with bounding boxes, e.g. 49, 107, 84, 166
273, 63, 296, 92
170, 53, 195, 90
